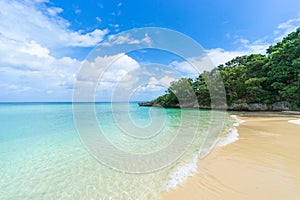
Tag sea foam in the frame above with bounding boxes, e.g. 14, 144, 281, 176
165, 155, 199, 191
165, 114, 244, 191
217, 115, 244, 147
288, 119, 300, 125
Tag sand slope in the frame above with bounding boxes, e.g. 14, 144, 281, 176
164, 116, 300, 200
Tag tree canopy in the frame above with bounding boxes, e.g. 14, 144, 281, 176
150, 28, 300, 110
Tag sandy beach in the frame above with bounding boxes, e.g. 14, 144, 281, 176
164, 114, 300, 200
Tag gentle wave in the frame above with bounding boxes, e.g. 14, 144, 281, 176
165, 114, 244, 191
1, 103, 245, 199
217, 115, 245, 147
165, 155, 199, 191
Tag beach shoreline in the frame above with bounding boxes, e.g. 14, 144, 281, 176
163, 113, 300, 200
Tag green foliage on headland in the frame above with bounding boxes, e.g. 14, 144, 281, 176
149, 28, 300, 110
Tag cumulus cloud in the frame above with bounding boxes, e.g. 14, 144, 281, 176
1, 0, 299, 102
0, 0, 110, 101
0, 55, 79, 101
205, 48, 247, 66
77, 53, 138, 83
75, 53, 185, 101
148, 76, 176, 87
74, 53, 140, 101
133, 75, 177, 101
0, 0, 108, 48
136, 76, 176, 93
206, 39, 270, 66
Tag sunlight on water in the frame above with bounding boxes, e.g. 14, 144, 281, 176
0, 103, 233, 199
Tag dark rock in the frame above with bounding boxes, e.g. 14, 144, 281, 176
228, 103, 249, 111
269, 101, 291, 111
248, 103, 268, 111
179, 101, 198, 108
211, 104, 228, 110
139, 101, 294, 111
138, 102, 154, 107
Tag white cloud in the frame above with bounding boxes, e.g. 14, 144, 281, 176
135, 76, 176, 99
77, 53, 139, 83
109, 24, 120, 28
75, 53, 183, 101
0, 0, 110, 101
206, 38, 269, 66
205, 48, 247, 66
148, 76, 176, 87
0, 0, 108, 48
168, 55, 218, 77
20, 40, 50, 58
0, 35, 80, 71
205, 15, 300, 67
166, 30, 271, 72
0, 34, 81, 101
47, 7, 63, 16
137, 84, 166, 93
32, 0, 49, 3
101, 33, 151, 46
74, 8, 81, 14
169, 60, 199, 77
1, 1, 299, 102
96, 17, 102, 23
0, 84, 32, 92
67, 29, 109, 47
244, 40, 270, 54
112, 11, 121, 16
274, 15, 300, 42
169, 36, 270, 71
75, 53, 140, 101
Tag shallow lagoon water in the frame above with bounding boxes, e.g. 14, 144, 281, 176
0, 103, 233, 199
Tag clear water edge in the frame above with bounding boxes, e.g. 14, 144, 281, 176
0, 103, 238, 199
165, 114, 242, 191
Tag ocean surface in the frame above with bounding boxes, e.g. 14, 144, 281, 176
0, 102, 235, 199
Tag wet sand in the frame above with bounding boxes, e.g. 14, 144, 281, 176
163, 115, 300, 200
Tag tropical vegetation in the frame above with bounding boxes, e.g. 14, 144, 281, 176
149, 28, 300, 110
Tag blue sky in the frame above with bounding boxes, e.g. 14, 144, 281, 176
0, 0, 300, 102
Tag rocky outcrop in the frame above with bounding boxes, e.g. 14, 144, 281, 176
138, 102, 154, 107
248, 103, 268, 111
139, 101, 295, 111
228, 103, 250, 111
269, 101, 291, 111
228, 101, 292, 111
228, 103, 268, 111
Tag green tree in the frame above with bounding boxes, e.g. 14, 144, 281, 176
265, 27, 300, 106
150, 27, 300, 110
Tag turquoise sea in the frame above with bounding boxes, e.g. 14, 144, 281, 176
0, 103, 235, 199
